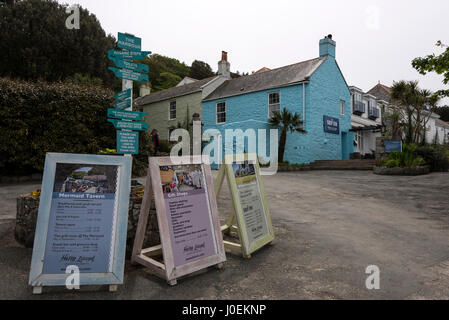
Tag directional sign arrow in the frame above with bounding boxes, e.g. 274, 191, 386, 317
108, 67, 149, 82
108, 119, 148, 131
113, 98, 132, 110
108, 108, 148, 121
108, 50, 151, 61
110, 57, 149, 73
114, 88, 132, 103
117, 130, 139, 155
118, 33, 142, 52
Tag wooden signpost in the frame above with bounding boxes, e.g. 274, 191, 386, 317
131, 156, 226, 285
108, 32, 151, 156
29, 153, 132, 294
215, 154, 274, 259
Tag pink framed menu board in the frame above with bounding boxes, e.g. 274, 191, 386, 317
131, 156, 226, 285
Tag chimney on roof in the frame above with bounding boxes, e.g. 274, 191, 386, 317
139, 84, 151, 97
221, 51, 228, 62
218, 51, 231, 79
319, 34, 336, 58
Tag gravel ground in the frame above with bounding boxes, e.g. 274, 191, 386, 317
0, 170, 448, 299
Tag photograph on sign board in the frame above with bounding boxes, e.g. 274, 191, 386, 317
232, 162, 257, 184
159, 164, 217, 267
232, 161, 269, 245
160, 164, 204, 193
43, 163, 120, 274
54, 164, 118, 194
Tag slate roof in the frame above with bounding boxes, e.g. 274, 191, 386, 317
203, 57, 324, 101
135, 76, 218, 106
367, 83, 391, 103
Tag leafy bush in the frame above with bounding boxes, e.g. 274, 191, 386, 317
416, 145, 449, 172
0, 77, 153, 176
377, 144, 426, 168
158, 140, 172, 154
133, 131, 153, 176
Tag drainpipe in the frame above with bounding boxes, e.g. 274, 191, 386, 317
302, 83, 306, 128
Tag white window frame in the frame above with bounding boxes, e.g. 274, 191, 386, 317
268, 92, 281, 118
216, 101, 226, 124
169, 100, 176, 120
340, 100, 345, 116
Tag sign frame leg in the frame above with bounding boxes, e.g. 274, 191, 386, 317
131, 169, 171, 283
33, 286, 43, 295
214, 165, 251, 259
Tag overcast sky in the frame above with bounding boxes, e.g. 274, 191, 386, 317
61, 0, 449, 104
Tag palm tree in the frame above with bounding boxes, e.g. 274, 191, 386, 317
269, 109, 306, 163
391, 80, 420, 144
417, 89, 439, 145
391, 81, 440, 144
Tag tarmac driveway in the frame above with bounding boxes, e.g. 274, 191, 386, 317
0, 171, 448, 299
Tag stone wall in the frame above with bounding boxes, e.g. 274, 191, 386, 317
373, 166, 430, 176
0, 173, 43, 184
15, 186, 160, 259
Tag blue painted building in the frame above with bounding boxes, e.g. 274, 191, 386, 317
202, 35, 354, 165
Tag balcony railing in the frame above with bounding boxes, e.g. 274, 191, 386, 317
368, 106, 380, 120
353, 101, 365, 115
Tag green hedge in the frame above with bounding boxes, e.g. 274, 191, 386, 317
416, 145, 449, 172
0, 77, 150, 175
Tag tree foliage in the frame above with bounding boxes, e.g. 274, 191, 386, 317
0, 0, 119, 89
0, 0, 242, 94
434, 106, 449, 122
152, 72, 182, 92
390, 80, 440, 145
189, 60, 215, 80
139, 54, 188, 92
0, 78, 116, 174
412, 41, 449, 97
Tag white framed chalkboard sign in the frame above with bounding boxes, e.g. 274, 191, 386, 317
28, 153, 132, 294
215, 154, 275, 259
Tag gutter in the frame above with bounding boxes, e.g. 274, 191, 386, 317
303, 83, 306, 127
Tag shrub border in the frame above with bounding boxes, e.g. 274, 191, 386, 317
373, 166, 430, 176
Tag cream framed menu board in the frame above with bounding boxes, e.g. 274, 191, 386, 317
131, 156, 226, 285
215, 154, 275, 259
28, 153, 132, 294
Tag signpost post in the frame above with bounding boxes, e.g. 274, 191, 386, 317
117, 32, 142, 51
108, 67, 149, 82
117, 131, 139, 155
107, 119, 148, 131
108, 109, 147, 121
110, 58, 149, 74
113, 98, 132, 110
114, 88, 132, 103
108, 50, 152, 61
107, 32, 151, 157
214, 154, 275, 259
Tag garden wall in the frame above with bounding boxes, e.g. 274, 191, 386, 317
15, 186, 159, 258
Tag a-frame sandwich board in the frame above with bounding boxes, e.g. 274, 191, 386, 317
215, 154, 275, 259
131, 155, 226, 285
